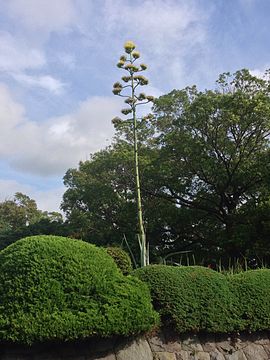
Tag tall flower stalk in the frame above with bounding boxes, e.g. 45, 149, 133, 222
112, 41, 154, 267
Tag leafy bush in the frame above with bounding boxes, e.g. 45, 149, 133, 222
105, 246, 132, 274
0, 235, 158, 344
134, 265, 235, 333
228, 269, 270, 331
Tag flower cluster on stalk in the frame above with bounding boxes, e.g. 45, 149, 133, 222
112, 41, 154, 126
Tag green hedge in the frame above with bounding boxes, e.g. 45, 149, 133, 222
229, 269, 270, 331
105, 246, 132, 275
0, 235, 158, 344
0, 239, 268, 343
134, 265, 270, 334
134, 265, 235, 333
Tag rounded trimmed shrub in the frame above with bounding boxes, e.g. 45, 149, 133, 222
105, 246, 132, 275
134, 265, 235, 333
0, 235, 158, 344
228, 269, 270, 331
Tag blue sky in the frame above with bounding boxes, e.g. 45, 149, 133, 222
0, 0, 269, 212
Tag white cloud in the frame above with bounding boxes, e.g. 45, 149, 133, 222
0, 179, 64, 212
0, 179, 33, 203
104, 0, 205, 49
0, 32, 66, 94
102, 0, 209, 87
0, 84, 121, 176
6, 0, 77, 34
11, 73, 66, 94
0, 31, 45, 72
33, 186, 66, 212
0, 84, 26, 156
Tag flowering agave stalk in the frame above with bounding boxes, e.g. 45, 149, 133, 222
112, 41, 154, 267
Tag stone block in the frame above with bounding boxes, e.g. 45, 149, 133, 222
254, 336, 270, 346
163, 341, 182, 353
209, 351, 225, 360
202, 342, 217, 353
262, 343, 270, 357
195, 351, 210, 360
243, 343, 269, 360
182, 335, 204, 352
224, 350, 247, 360
148, 334, 167, 352
232, 338, 245, 351
154, 352, 176, 360
175, 351, 190, 360
115, 338, 153, 360
148, 334, 182, 354
215, 341, 234, 355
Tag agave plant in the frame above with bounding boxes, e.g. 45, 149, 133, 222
112, 41, 154, 267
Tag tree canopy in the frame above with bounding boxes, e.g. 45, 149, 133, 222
152, 70, 270, 257
0, 193, 68, 250
58, 69, 270, 263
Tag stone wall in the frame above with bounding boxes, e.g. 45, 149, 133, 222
0, 331, 269, 360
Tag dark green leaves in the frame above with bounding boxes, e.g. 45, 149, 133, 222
0, 235, 158, 344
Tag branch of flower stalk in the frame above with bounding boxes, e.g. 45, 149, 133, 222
121, 85, 132, 89
117, 94, 130, 98
134, 83, 140, 91
135, 101, 152, 106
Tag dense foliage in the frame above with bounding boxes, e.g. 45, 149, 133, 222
0, 235, 158, 344
134, 265, 235, 333
152, 70, 270, 258
134, 265, 270, 333
105, 246, 133, 275
62, 70, 270, 264
229, 269, 270, 331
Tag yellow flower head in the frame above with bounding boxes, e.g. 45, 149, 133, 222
124, 41, 136, 54
117, 60, 125, 68
112, 116, 122, 125
113, 82, 122, 89
122, 76, 131, 83
124, 64, 139, 72
112, 88, 122, 95
121, 108, 132, 115
132, 51, 140, 59
125, 97, 137, 105
120, 55, 127, 62
138, 93, 146, 100
140, 63, 147, 70
134, 75, 148, 85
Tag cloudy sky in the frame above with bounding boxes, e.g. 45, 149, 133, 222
0, 0, 269, 212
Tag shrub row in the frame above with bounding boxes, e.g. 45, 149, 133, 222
0, 236, 158, 344
134, 265, 270, 334
230, 269, 270, 331
0, 236, 268, 344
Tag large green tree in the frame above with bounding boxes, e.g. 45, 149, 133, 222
0, 193, 67, 249
152, 69, 270, 257
0, 192, 43, 232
